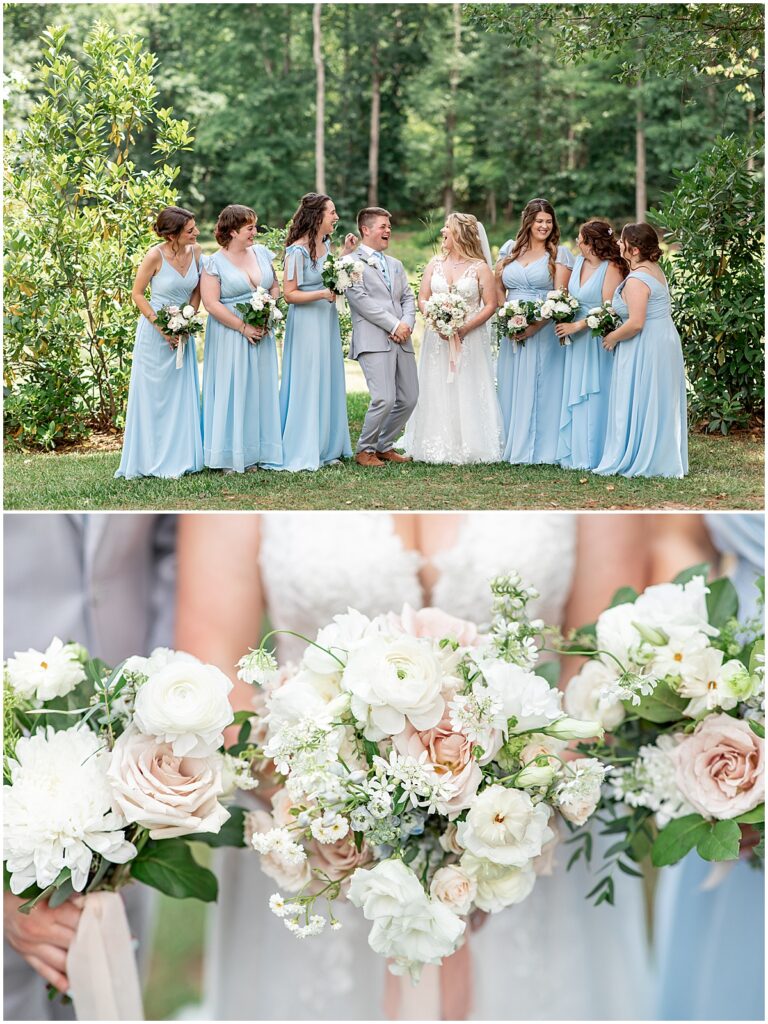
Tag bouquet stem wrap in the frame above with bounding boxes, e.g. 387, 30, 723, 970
67, 892, 144, 1021
175, 337, 186, 370
383, 942, 473, 1020
446, 332, 462, 383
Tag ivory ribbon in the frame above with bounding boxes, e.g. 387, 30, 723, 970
175, 337, 185, 369
446, 333, 462, 384
336, 294, 348, 315
383, 939, 473, 1020
67, 891, 144, 1021
700, 859, 736, 892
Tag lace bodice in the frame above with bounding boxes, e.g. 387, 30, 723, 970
431, 261, 484, 314
259, 513, 576, 663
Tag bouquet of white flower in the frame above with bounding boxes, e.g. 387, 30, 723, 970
322, 253, 367, 295
536, 289, 581, 344
562, 570, 765, 904
584, 301, 622, 339
423, 289, 469, 339
154, 303, 206, 367
3, 643, 255, 1017
496, 298, 539, 349
235, 286, 285, 334
236, 575, 604, 980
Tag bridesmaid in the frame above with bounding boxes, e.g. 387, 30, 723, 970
277, 192, 353, 471
555, 221, 627, 469
495, 198, 574, 464
200, 204, 282, 474
595, 223, 688, 478
115, 206, 204, 479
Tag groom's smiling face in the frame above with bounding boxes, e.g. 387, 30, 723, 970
363, 216, 392, 252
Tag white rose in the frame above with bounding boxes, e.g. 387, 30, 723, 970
6, 637, 86, 701
133, 658, 234, 757
166, 305, 181, 315
348, 859, 426, 920
182, 304, 195, 318
266, 668, 343, 736
586, 315, 600, 329
564, 660, 626, 730
456, 785, 553, 867
480, 661, 563, 734
633, 577, 717, 641
108, 727, 229, 839
272, 307, 284, 321
430, 864, 476, 915
368, 901, 465, 974
596, 600, 647, 668
342, 635, 445, 740
303, 608, 375, 675
546, 290, 560, 300
460, 853, 536, 912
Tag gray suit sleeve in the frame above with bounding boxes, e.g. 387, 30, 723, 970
148, 515, 178, 651
397, 266, 416, 329
346, 282, 400, 334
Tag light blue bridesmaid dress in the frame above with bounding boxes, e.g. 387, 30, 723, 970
655, 513, 765, 1021
274, 243, 352, 471
595, 269, 688, 478
556, 257, 614, 470
497, 243, 574, 464
115, 249, 204, 479
201, 245, 282, 473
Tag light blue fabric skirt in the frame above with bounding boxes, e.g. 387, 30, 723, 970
115, 316, 203, 479
557, 331, 613, 470
501, 323, 566, 465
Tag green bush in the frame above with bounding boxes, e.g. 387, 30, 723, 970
651, 135, 764, 434
3, 23, 194, 448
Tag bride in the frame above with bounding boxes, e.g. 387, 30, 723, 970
403, 214, 503, 463
176, 512, 652, 1020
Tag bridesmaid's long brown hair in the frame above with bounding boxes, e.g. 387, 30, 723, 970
580, 220, 629, 278
496, 198, 560, 284
285, 192, 333, 264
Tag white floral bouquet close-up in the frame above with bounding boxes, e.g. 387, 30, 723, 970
562, 569, 765, 903
234, 287, 284, 333
585, 301, 622, 339
535, 288, 581, 340
154, 302, 206, 367
322, 252, 367, 295
496, 298, 539, 348
236, 574, 606, 980
422, 288, 469, 340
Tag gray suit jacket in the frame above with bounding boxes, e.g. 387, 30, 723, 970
3, 513, 177, 661
345, 247, 416, 359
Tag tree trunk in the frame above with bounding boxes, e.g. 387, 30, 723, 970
443, 2, 461, 213
635, 81, 647, 222
747, 105, 755, 171
313, 3, 326, 194
368, 39, 381, 206
488, 188, 497, 227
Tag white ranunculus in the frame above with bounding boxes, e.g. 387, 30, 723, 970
342, 635, 445, 740
596, 600, 648, 669
122, 647, 200, 679
480, 661, 563, 735
564, 659, 626, 730
633, 577, 717, 641
266, 668, 344, 736
168, 315, 186, 332
6, 637, 87, 701
348, 859, 425, 920
133, 658, 233, 757
108, 726, 229, 839
303, 608, 375, 675
539, 301, 554, 318
3, 726, 136, 894
182, 304, 196, 318
460, 853, 536, 912
455, 785, 553, 867
429, 864, 476, 915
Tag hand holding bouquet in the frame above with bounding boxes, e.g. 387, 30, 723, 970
585, 301, 622, 339
235, 287, 284, 341
237, 574, 604, 980
323, 253, 366, 295
536, 290, 581, 344
154, 303, 205, 367
423, 290, 470, 382
497, 299, 539, 349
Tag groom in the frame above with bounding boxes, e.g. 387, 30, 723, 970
345, 207, 418, 467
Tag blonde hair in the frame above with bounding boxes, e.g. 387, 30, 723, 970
443, 213, 485, 264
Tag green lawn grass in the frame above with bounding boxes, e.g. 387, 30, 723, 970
4, 394, 763, 511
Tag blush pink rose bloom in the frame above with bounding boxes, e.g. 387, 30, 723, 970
396, 605, 480, 647
309, 835, 373, 895
673, 714, 765, 819
395, 713, 482, 815
108, 727, 229, 840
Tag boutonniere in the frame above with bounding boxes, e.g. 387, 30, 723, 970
364, 255, 379, 267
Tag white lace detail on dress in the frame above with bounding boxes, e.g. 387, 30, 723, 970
403, 263, 503, 465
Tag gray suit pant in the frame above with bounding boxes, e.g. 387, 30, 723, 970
3, 885, 153, 1021
357, 344, 419, 453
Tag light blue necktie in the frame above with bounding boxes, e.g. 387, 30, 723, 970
375, 250, 391, 288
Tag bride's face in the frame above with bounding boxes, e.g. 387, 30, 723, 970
440, 223, 457, 254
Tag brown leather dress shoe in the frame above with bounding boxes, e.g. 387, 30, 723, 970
376, 449, 412, 463
355, 451, 385, 467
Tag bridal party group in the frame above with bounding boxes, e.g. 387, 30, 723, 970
115, 194, 689, 482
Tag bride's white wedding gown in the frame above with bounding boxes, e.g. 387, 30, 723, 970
204, 513, 651, 1020
403, 262, 503, 463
